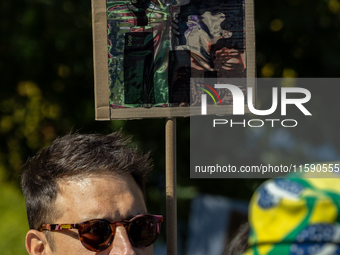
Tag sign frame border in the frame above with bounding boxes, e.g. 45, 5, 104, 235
92, 0, 256, 120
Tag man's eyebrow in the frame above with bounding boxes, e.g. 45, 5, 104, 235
127, 210, 148, 220
106, 210, 148, 222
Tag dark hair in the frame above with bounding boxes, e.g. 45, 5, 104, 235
223, 222, 250, 255
21, 131, 153, 231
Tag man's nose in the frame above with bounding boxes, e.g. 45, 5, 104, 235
108, 226, 136, 255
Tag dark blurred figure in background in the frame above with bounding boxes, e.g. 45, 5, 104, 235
223, 222, 249, 255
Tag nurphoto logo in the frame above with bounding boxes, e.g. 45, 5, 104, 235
201, 84, 312, 128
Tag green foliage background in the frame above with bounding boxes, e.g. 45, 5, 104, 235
1, 0, 340, 254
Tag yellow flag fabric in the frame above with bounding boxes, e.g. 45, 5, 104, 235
244, 171, 340, 255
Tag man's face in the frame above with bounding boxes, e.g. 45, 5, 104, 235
46, 174, 153, 255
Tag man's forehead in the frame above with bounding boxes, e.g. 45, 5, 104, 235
54, 174, 146, 223
56, 173, 143, 200
57, 173, 141, 193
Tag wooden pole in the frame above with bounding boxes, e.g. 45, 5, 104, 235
166, 118, 177, 255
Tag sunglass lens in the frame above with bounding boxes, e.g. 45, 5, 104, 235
129, 216, 158, 247
80, 220, 113, 251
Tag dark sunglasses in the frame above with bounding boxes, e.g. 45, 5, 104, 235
38, 214, 163, 252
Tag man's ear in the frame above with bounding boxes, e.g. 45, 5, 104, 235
26, 230, 51, 255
